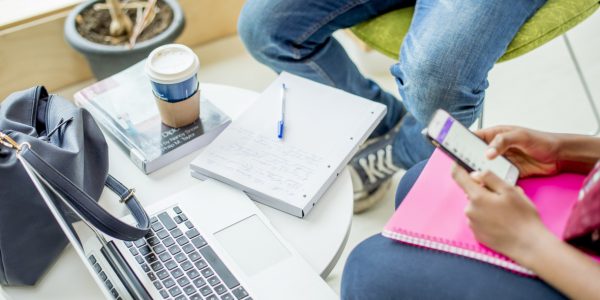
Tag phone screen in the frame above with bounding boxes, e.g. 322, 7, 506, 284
429, 112, 517, 184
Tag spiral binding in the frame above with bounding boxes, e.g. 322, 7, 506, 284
383, 228, 535, 276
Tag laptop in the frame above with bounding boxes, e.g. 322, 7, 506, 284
22, 160, 337, 300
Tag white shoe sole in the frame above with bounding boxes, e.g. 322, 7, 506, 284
353, 179, 393, 214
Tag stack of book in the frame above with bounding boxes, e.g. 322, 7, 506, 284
75, 61, 231, 174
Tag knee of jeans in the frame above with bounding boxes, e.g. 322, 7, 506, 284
238, 2, 268, 56
394, 160, 427, 208
394, 182, 405, 209
238, 1, 295, 64
391, 60, 485, 127
341, 236, 386, 299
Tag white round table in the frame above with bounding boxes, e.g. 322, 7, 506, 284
1, 83, 353, 300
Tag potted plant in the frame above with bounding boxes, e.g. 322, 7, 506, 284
65, 0, 185, 79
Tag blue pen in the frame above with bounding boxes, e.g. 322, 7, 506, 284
277, 83, 287, 139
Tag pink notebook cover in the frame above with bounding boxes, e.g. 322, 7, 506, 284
383, 149, 590, 275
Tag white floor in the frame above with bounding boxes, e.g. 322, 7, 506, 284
54, 11, 600, 296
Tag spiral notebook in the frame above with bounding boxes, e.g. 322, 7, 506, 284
190, 72, 386, 217
384, 149, 594, 275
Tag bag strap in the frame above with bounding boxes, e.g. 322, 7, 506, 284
19, 146, 150, 241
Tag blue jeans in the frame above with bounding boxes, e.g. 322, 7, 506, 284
340, 161, 566, 299
238, 0, 546, 169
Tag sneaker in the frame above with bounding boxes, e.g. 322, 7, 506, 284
349, 120, 405, 213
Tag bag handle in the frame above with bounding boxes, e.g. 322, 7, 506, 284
15, 143, 150, 241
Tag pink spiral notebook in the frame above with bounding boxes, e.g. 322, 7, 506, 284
383, 149, 591, 275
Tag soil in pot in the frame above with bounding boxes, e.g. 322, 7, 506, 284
76, 0, 173, 46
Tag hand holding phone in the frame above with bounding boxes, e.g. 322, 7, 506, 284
475, 125, 565, 178
425, 109, 520, 185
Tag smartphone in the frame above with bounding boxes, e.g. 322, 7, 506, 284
425, 109, 519, 185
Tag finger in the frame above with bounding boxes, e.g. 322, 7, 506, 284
487, 130, 528, 159
470, 170, 508, 192
452, 164, 488, 197
464, 203, 475, 219
515, 186, 527, 197
473, 126, 512, 143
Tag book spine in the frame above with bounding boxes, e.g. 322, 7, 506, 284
77, 98, 150, 174
382, 229, 534, 276
129, 148, 148, 174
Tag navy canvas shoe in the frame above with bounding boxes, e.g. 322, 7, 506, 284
349, 119, 405, 213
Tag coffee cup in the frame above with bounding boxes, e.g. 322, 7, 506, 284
145, 44, 200, 127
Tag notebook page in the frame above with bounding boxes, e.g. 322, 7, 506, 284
192, 72, 386, 213
199, 126, 325, 201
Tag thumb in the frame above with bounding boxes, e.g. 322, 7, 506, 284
471, 170, 508, 193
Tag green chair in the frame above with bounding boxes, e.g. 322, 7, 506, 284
351, 0, 600, 133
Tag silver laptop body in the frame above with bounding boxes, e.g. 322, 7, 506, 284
22, 159, 336, 300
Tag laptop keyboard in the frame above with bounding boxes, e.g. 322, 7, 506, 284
124, 206, 252, 300
88, 254, 122, 299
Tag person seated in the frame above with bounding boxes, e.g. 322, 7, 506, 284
237, 0, 547, 212
341, 125, 600, 299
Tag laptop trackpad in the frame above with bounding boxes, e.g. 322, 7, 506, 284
214, 215, 291, 276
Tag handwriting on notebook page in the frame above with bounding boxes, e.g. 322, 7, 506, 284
202, 127, 324, 198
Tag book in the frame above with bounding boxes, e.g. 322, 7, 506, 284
384, 149, 599, 275
74, 61, 231, 174
190, 72, 386, 217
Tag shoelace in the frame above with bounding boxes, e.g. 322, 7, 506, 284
358, 144, 401, 184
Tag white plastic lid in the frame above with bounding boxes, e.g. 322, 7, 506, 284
145, 44, 200, 84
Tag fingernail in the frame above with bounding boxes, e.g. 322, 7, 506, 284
485, 148, 497, 158
470, 171, 481, 179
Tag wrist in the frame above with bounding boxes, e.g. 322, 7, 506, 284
511, 227, 557, 269
556, 134, 600, 173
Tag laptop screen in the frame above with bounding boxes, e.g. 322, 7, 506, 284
19, 158, 148, 300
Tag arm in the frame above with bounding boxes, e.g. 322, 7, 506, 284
452, 167, 600, 299
555, 133, 600, 174
519, 230, 600, 300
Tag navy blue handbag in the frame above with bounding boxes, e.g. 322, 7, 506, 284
0, 86, 150, 286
